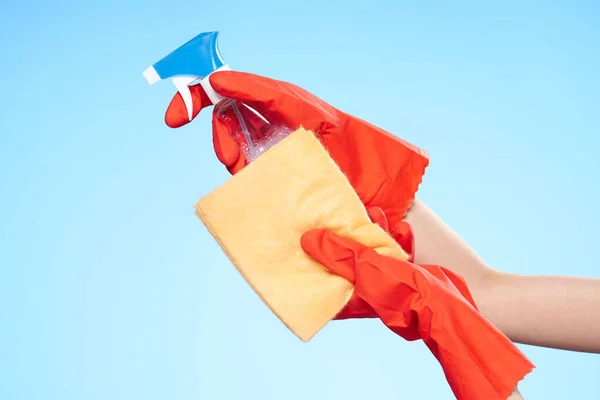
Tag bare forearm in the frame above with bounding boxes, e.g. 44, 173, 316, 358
404, 198, 600, 353
508, 387, 524, 400
403, 198, 498, 308
483, 272, 600, 353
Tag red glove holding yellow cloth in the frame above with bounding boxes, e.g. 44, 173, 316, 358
302, 210, 534, 400
165, 71, 428, 228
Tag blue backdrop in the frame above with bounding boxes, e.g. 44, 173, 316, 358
1, 1, 599, 399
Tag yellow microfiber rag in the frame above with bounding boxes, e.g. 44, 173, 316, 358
195, 128, 409, 341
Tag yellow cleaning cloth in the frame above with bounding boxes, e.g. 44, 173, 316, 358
195, 128, 409, 341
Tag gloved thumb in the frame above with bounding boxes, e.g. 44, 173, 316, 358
391, 221, 415, 262
366, 206, 389, 232
301, 229, 374, 284
211, 107, 246, 174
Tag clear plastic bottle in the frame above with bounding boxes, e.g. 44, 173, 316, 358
214, 99, 293, 163
143, 30, 292, 160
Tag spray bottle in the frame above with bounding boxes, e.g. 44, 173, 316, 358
143, 31, 292, 162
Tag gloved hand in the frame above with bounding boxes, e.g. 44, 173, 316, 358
165, 71, 429, 228
300, 227, 535, 400
338, 206, 416, 319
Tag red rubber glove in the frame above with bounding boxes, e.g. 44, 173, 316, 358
301, 228, 534, 400
165, 71, 429, 228
338, 206, 416, 319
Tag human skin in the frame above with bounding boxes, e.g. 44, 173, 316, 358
404, 198, 600, 354
508, 387, 524, 400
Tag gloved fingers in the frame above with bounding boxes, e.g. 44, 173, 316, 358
210, 70, 283, 106
391, 221, 415, 262
210, 71, 337, 133
209, 71, 291, 127
366, 206, 389, 232
367, 207, 415, 261
165, 85, 211, 128
210, 99, 277, 174
211, 108, 246, 173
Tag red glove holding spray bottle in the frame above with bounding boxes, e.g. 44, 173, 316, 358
165, 71, 428, 230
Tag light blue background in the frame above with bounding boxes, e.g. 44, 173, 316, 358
1, 1, 599, 399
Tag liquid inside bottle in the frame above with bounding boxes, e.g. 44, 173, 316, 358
214, 99, 293, 163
